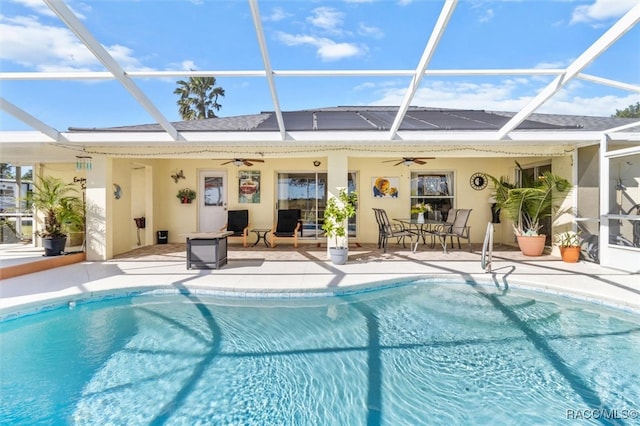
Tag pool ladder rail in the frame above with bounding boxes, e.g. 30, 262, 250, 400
482, 222, 494, 273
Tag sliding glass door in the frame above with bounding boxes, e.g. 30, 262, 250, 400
277, 172, 357, 239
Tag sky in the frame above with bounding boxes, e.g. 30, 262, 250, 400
0, 0, 639, 132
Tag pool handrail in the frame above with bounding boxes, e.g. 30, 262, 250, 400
482, 222, 493, 273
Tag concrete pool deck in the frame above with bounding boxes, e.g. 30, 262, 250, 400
1, 242, 639, 316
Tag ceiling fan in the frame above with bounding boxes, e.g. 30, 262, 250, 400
220, 158, 265, 167
382, 157, 435, 166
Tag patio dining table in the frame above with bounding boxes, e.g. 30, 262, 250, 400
393, 218, 446, 248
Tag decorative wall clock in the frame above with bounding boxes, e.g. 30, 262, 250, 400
470, 172, 488, 190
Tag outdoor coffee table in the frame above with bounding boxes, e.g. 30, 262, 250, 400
251, 228, 271, 247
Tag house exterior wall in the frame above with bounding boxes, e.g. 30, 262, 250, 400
32, 162, 85, 250
33, 151, 579, 259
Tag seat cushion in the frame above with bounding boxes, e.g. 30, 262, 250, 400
227, 210, 249, 233
275, 209, 300, 233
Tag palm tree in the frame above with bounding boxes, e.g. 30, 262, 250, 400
0, 163, 14, 178
174, 77, 225, 120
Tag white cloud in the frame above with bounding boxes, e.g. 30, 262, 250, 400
9, 0, 57, 17
358, 22, 384, 39
0, 15, 153, 72
571, 0, 636, 25
275, 32, 365, 61
307, 7, 344, 34
539, 92, 639, 116
534, 59, 573, 69
367, 78, 635, 116
9, 0, 88, 20
478, 8, 494, 24
179, 60, 198, 71
263, 7, 290, 22
318, 42, 363, 61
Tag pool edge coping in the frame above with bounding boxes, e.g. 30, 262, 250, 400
2, 274, 639, 322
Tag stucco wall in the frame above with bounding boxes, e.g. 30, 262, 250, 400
109, 155, 579, 254
33, 163, 85, 249
36, 153, 579, 258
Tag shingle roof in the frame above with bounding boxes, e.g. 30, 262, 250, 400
67, 106, 640, 133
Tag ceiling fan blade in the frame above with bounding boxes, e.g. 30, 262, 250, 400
243, 161, 253, 166
413, 157, 435, 160
382, 159, 400, 163
220, 160, 233, 165
246, 159, 264, 163
393, 161, 405, 166
413, 159, 427, 165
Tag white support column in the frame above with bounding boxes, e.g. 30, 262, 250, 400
326, 153, 349, 256
14, 166, 23, 239
572, 149, 579, 234
85, 157, 112, 260
598, 134, 609, 267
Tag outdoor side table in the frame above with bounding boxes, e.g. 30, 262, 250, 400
182, 231, 233, 269
251, 228, 271, 247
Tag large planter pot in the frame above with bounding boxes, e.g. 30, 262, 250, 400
329, 247, 348, 265
516, 235, 546, 256
560, 246, 581, 263
42, 235, 67, 256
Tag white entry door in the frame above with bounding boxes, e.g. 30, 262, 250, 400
198, 170, 227, 232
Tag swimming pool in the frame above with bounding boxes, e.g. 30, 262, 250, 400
1, 280, 639, 425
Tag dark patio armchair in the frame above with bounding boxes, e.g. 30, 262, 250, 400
220, 209, 250, 247
373, 208, 419, 253
434, 208, 472, 253
269, 209, 301, 248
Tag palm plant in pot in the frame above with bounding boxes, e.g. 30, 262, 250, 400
555, 231, 582, 263
322, 188, 357, 265
488, 170, 571, 256
29, 176, 84, 256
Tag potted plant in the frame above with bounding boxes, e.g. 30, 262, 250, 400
29, 176, 84, 256
556, 231, 582, 263
322, 188, 357, 265
410, 202, 432, 223
177, 188, 196, 204
488, 169, 572, 256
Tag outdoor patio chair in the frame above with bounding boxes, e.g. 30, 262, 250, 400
427, 208, 458, 247
270, 209, 301, 248
375, 208, 419, 253
372, 208, 386, 248
220, 209, 250, 247
434, 208, 472, 254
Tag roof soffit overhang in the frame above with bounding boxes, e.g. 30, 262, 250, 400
56, 129, 637, 144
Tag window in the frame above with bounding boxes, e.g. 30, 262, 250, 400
410, 172, 454, 221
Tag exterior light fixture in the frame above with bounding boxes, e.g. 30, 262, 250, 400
76, 156, 92, 171
313, 160, 321, 167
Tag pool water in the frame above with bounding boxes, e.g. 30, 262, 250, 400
1, 281, 639, 425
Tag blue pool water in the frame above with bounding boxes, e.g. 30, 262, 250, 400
1, 281, 639, 425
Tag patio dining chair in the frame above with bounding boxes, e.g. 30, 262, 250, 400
269, 209, 301, 248
375, 208, 419, 253
434, 208, 472, 254
372, 208, 385, 249
220, 209, 250, 247
425, 208, 457, 247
